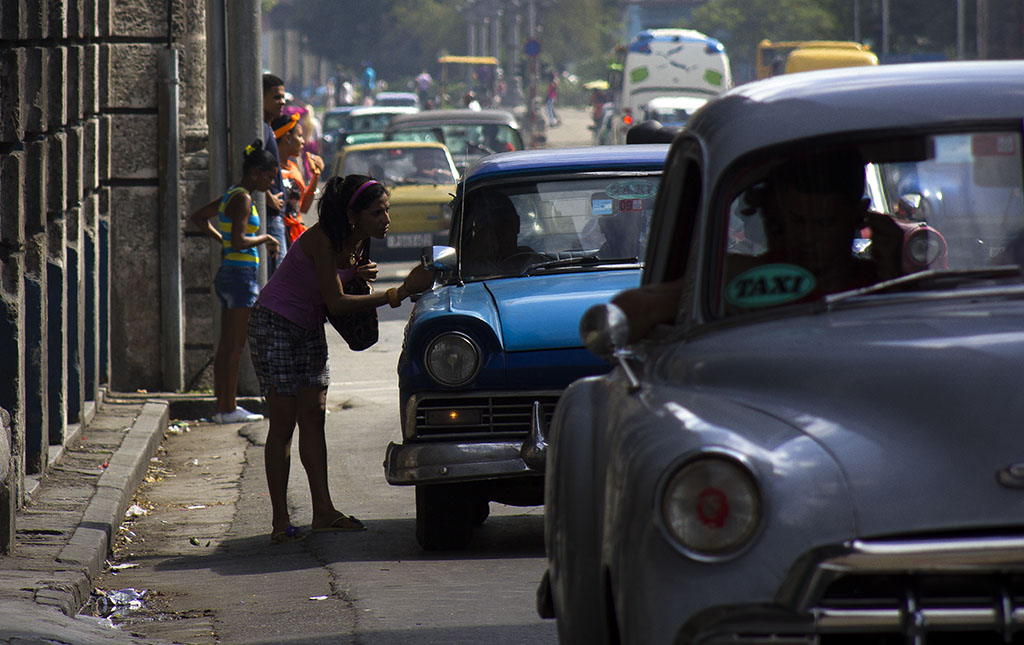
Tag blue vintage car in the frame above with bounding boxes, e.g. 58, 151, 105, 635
540, 61, 1024, 644
384, 145, 669, 550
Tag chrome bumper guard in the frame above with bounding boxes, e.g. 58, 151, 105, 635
385, 401, 548, 485
692, 535, 1024, 644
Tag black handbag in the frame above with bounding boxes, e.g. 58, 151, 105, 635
327, 240, 379, 351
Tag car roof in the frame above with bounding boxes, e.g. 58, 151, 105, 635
347, 106, 420, 116
388, 108, 519, 128
376, 91, 417, 99
687, 60, 1024, 180
339, 140, 451, 153
323, 105, 360, 116
462, 144, 669, 183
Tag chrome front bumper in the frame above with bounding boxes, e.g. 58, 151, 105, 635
386, 400, 549, 486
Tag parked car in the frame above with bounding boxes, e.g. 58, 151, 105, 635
374, 91, 419, 108
384, 145, 669, 550
320, 105, 419, 167
386, 108, 524, 174
329, 141, 458, 252
640, 95, 708, 127
540, 60, 1024, 644
318, 105, 360, 161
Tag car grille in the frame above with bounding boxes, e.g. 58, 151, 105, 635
413, 393, 560, 440
695, 535, 1024, 645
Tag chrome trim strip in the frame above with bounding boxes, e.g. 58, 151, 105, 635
816, 607, 1004, 629
786, 535, 1024, 611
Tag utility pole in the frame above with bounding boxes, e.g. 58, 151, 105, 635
957, 0, 965, 59
977, 0, 989, 59
881, 0, 890, 60
853, 0, 860, 43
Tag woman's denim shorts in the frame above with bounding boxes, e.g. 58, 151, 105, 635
214, 264, 259, 309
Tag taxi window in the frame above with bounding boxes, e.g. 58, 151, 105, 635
715, 132, 1024, 316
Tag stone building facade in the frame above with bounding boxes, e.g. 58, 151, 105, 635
0, 0, 214, 552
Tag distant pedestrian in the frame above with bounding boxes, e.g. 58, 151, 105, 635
361, 61, 376, 105
262, 73, 288, 274
298, 104, 322, 182
463, 91, 482, 111
416, 69, 432, 109
545, 73, 560, 127
247, 175, 435, 544
189, 140, 281, 425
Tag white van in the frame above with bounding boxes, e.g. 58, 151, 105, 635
610, 29, 731, 143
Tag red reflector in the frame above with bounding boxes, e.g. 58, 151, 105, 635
696, 487, 729, 528
623, 114, 633, 126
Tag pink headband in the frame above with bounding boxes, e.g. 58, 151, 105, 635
348, 180, 380, 209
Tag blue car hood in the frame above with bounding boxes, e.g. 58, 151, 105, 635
484, 270, 640, 351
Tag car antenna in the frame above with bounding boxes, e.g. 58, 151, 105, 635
454, 171, 467, 287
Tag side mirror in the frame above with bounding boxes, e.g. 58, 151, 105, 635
421, 245, 457, 271
579, 303, 630, 360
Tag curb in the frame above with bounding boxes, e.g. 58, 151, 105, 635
0, 398, 171, 644
55, 401, 169, 590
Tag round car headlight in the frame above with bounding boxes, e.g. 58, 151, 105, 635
904, 227, 945, 267
661, 455, 761, 559
424, 332, 480, 386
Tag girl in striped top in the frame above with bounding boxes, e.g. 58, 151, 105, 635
190, 140, 281, 424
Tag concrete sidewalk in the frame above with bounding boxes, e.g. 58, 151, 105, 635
0, 391, 172, 644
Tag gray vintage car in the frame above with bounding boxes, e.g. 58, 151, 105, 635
539, 61, 1024, 644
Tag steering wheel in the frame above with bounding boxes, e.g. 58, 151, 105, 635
504, 251, 551, 263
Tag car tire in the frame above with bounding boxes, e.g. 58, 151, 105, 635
415, 484, 473, 550
470, 498, 490, 526
549, 410, 610, 644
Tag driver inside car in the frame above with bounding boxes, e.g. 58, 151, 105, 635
612, 147, 905, 341
460, 190, 544, 276
404, 148, 454, 185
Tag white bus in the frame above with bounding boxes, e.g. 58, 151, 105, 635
609, 29, 732, 143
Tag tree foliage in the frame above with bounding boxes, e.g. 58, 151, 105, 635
688, 0, 840, 80
282, 0, 463, 82
538, 0, 621, 72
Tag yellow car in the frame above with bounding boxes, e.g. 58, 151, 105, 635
330, 141, 458, 252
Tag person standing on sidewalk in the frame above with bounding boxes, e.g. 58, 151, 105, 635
190, 140, 281, 424
247, 175, 435, 544
545, 72, 560, 127
272, 112, 324, 244
263, 73, 288, 275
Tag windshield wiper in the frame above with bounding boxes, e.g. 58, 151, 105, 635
825, 266, 1023, 305
518, 255, 639, 276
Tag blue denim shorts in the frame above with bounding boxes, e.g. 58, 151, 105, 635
214, 264, 259, 309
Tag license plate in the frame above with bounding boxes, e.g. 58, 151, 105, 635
386, 233, 434, 248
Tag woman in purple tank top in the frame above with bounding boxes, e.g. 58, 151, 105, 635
248, 174, 435, 544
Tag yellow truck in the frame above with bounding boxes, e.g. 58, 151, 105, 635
756, 40, 878, 80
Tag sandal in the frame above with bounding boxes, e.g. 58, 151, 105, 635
311, 513, 366, 532
270, 525, 306, 544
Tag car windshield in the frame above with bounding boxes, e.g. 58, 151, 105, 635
458, 174, 660, 279
716, 130, 1024, 316
343, 112, 404, 132
322, 111, 354, 132
340, 147, 455, 186
392, 123, 522, 157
